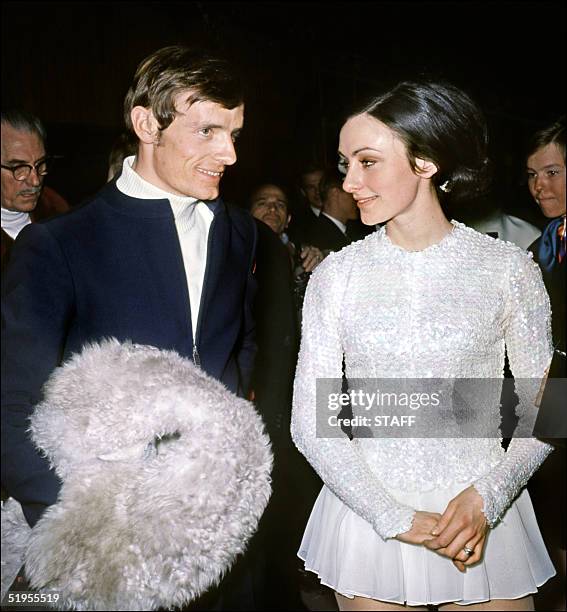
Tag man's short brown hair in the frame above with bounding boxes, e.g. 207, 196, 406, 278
123, 45, 244, 135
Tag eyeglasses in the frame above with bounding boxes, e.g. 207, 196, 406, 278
1, 158, 51, 181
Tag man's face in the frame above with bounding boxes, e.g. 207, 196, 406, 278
1, 123, 46, 212
250, 184, 290, 235
137, 92, 244, 200
527, 143, 566, 218
301, 170, 324, 210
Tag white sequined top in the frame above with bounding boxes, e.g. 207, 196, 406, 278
291, 221, 553, 540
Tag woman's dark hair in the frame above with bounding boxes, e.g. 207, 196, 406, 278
526, 116, 565, 161
349, 81, 491, 203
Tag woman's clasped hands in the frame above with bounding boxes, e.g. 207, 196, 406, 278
396, 486, 489, 573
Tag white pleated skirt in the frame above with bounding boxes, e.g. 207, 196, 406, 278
298, 483, 555, 606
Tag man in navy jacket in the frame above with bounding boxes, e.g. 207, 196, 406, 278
1, 46, 257, 530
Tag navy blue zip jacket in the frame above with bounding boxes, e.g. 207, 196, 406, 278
1, 181, 257, 527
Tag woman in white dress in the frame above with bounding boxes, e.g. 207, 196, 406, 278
291, 81, 556, 611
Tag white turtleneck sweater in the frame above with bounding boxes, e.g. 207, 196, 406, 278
1, 207, 32, 240
116, 156, 214, 340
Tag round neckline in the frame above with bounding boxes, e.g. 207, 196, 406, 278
381, 219, 460, 254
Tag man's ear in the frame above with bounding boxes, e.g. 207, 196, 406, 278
415, 157, 438, 179
130, 107, 160, 144
285, 214, 291, 229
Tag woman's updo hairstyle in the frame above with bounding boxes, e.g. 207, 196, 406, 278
352, 81, 491, 204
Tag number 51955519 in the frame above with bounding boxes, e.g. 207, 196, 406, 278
3, 591, 61, 606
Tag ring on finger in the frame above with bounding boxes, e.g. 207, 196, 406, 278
463, 546, 474, 557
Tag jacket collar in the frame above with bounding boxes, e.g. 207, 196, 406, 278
100, 180, 225, 219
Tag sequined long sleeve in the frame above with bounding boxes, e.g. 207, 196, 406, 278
472, 251, 554, 526
291, 255, 416, 540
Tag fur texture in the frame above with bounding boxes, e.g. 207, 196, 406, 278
1, 498, 30, 600
21, 339, 272, 610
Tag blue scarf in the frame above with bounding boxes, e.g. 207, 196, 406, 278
538, 215, 566, 272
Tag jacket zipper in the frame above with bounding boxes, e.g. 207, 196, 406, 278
192, 211, 217, 367
192, 345, 201, 367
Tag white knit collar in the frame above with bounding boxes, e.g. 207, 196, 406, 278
1, 206, 31, 239
116, 156, 199, 218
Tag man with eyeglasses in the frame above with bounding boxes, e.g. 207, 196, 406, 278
1, 110, 67, 271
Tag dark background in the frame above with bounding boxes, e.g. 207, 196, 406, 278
2, 0, 566, 224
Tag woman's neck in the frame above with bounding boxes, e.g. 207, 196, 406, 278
385, 196, 452, 252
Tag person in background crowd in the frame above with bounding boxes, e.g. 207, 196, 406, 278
526, 116, 566, 612
250, 182, 324, 322
287, 164, 324, 247
107, 132, 138, 182
528, 117, 566, 274
308, 166, 367, 253
248, 213, 303, 609
250, 182, 323, 271
249, 180, 331, 608
1, 110, 69, 271
301, 166, 325, 217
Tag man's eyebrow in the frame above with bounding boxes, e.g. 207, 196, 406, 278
197, 122, 223, 129
4, 156, 46, 164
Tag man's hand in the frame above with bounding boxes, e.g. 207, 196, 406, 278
422, 486, 488, 572
300, 245, 324, 273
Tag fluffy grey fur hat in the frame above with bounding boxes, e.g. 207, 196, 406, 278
18, 339, 272, 610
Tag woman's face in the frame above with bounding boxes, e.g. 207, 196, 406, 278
338, 113, 432, 225
527, 142, 566, 218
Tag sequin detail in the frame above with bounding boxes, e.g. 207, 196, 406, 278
291, 221, 553, 539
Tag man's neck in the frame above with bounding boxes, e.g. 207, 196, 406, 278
1, 206, 30, 220
116, 156, 198, 206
